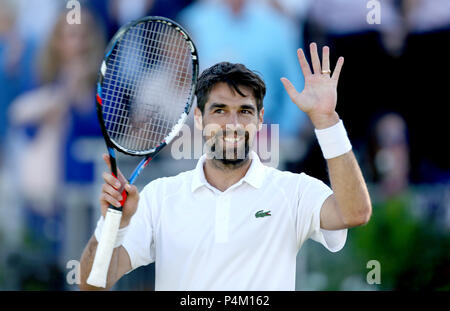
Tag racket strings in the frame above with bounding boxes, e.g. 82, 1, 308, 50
106, 24, 165, 148
102, 20, 194, 152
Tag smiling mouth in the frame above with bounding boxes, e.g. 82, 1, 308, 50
223, 136, 244, 143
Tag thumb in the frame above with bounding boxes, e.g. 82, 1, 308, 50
125, 183, 138, 195
124, 184, 139, 209
280, 77, 299, 103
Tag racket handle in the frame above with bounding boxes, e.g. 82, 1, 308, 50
87, 208, 122, 288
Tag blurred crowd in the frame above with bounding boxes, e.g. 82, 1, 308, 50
0, 0, 449, 290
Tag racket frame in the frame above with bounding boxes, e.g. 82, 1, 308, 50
88, 16, 198, 287
97, 16, 198, 152
96, 15, 199, 202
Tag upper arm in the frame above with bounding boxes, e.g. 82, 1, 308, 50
106, 245, 132, 289
120, 182, 157, 271
295, 174, 348, 252
117, 246, 133, 278
320, 194, 350, 230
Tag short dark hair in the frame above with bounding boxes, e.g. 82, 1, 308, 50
195, 62, 266, 114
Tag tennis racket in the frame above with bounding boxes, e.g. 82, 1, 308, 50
87, 16, 199, 288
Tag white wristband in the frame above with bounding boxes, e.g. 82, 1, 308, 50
314, 120, 352, 159
94, 215, 129, 248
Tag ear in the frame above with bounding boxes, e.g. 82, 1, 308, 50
194, 107, 203, 130
258, 107, 264, 131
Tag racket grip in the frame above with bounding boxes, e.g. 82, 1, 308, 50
87, 208, 123, 288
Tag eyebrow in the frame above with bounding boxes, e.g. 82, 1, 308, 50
208, 103, 227, 111
208, 103, 257, 111
240, 104, 256, 112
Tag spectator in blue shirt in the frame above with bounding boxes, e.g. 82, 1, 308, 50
178, 0, 307, 141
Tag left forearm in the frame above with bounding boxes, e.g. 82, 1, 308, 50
327, 151, 372, 227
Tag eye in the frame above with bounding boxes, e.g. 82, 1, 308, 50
214, 109, 225, 114
241, 109, 253, 115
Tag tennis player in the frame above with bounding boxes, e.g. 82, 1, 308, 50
80, 43, 372, 290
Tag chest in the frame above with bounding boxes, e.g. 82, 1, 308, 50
156, 188, 296, 258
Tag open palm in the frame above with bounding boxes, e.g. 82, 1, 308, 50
281, 43, 344, 129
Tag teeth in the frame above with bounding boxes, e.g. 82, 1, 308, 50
224, 137, 242, 143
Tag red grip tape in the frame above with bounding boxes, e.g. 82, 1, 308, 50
119, 189, 127, 206
111, 172, 128, 206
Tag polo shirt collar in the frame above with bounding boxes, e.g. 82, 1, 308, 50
191, 151, 265, 192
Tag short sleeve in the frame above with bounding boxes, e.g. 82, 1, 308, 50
122, 182, 156, 272
296, 173, 347, 252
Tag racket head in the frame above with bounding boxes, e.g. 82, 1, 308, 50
96, 16, 199, 156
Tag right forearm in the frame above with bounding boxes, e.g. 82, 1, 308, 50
79, 235, 120, 290
83, 155, 138, 290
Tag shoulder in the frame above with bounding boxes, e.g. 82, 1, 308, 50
263, 166, 327, 194
140, 168, 195, 199
263, 165, 303, 185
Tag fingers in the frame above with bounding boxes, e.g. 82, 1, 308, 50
332, 56, 344, 82
302, 43, 342, 79
100, 173, 138, 210
322, 46, 330, 73
101, 172, 123, 209
102, 183, 123, 203
309, 42, 321, 74
297, 48, 312, 77
102, 153, 112, 171
103, 171, 122, 189
102, 153, 127, 183
100, 192, 122, 208
99, 158, 140, 223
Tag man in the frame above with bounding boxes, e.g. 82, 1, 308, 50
80, 43, 372, 290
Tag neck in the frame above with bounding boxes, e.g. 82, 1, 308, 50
203, 156, 252, 192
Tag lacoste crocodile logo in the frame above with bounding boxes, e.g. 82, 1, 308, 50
255, 210, 271, 218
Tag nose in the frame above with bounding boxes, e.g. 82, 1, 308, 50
224, 111, 244, 132
229, 111, 239, 126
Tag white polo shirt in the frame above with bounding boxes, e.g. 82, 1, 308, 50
122, 151, 347, 290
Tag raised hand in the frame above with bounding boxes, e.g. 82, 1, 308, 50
100, 154, 139, 228
281, 42, 344, 129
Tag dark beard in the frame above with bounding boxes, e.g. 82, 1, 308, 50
217, 142, 250, 166
211, 131, 250, 168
